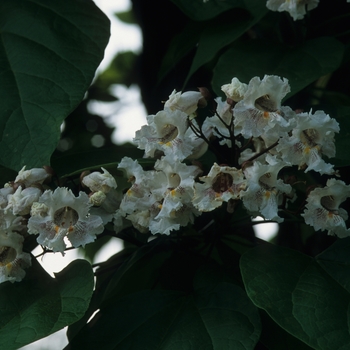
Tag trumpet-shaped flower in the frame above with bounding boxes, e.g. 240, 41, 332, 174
221, 77, 248, 102
233, 75, 293, 140
15, 166, 49, 187
152, 156, 201, 232
134, 109, 194, 161
277, 110, 339, 175
0, 231, 31, 283
118, 157, 166, 214
5, 186, 42, 215
241, 155, 292, 222
266, 0, 319, 21
193, 163, 246, 212
302, 179, 350, 238
28, 188, 104, 252
164, 89, 206, 116
82, 167, 117, 193
203, 98, 234, 147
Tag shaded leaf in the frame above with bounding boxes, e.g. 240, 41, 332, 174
240, 243, 350, 349
171, 0, 266, 21
0, 0, 110, 171
67, 265, 260, 350
184, 7, 268, 87
0, 258, 94, 349
212, 37, 344, 100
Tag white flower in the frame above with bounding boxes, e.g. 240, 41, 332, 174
0, 231, 31, 284
0, 187, 14, 208
152, 156, 201, 233
90, 188, 122, 225
266, 0, 319, 21
241, 155, 292, 222
203, 98, 233, 147
193, 163, 246, 212
15, 166, 49, 186
28, 188, 104, 252
82, 167, 117, 193
233, 75, 292, 140
118, 157, 166, 215
134, 109, 194, 161
302, 179, 350, 238
277, 110, 339, 175
221, 77, 248, 102
5, 186, 42, 215
0, 208, 24, 234
164, 89, 205, 116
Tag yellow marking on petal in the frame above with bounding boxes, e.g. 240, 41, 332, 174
170, 189, 176, 196
68, 226, 74, 232
304, 147, 310, 154
265, 191, 271, 199
327, 212, 334, 218
158, 204, 163, 209
165, 142, 172, 147
6, 262, 13, 269
263, 111, 269, 118
55, 225, 60, 233
127, 189, 133, 195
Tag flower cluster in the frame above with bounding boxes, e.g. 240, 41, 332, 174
0, 75, 348, 284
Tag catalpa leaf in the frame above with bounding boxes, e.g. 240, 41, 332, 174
0, 0, 110, 171
0, 258, 94, 350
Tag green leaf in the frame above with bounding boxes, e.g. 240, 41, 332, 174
101, 239, 175, 307
0, 258, 94, 349
212, 37, 344, 99
158, 20, 203, 83
0, 0, 110, 171
331, 105, 350, 166
183, 7, 268, 87
240, 243, 350, 349
67, 265, 261, 349
171, 0, 266, 21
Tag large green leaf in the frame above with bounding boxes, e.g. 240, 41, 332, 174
240, 242, 350, 349
183, 7, 268, 87
0, 258, 94, 349
67, 265, 261, 350
212, 37, 344, 99
0, 0, 110, 171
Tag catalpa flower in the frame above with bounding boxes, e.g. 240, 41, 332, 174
82, 167, 117, 194
152, 156, 201, 232
0, 231, 31, 284
5, 186, 42, 215
221, 77, 248, 102
277, 110, 339, 175
302, 179, 350, 238
266, 0, 319, 21
28, 188, 104, 252
203, 98, 233, 147
233, 75, 293, 141
15, 166, 49, 187
118, 157, 166, 214
134, 109, 194, 161
241, 155, 292, 222
193, 163, 246, 212
164, 89, 206, 116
